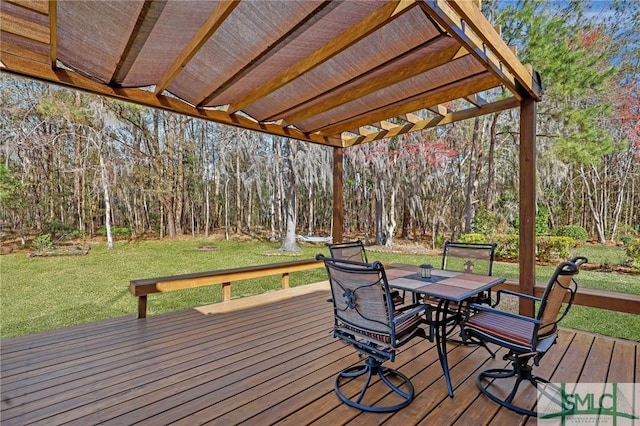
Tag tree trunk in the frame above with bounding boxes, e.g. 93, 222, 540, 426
214, 164, 221, 230
307, 185, 314, 236
401, 200, 411, 239
224, 177, 230, 240
374, 178, 385, 245
486, 113, 499, 211
580, 165, 606, 243
247, 186, 253, 233
610, 154, 632, 241
275, 139, 284, 241
464, 117, 482, 233
174, 116, 186, 236
279, 139, 300, 251
280, 186, 300, 251
385, 187, 397, 248
73, 93, 83, 231
99, 153, 113, 250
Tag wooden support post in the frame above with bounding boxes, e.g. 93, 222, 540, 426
332, 146, 344, 244
222, 281, 231, 302
519, 96, 537, 317
282, 272, 290, 289
138, 295, 147, 319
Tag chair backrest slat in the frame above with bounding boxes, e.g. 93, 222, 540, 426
319, 256, 394, 338
327, 240, 368, 263
537, 257, 585, 337
328, 263, 391, 334
442, 241, 497, 276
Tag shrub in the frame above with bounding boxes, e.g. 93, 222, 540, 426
616, 224, 639, 241
537, 236, 575, 262
434, 234, 445, 248
457, 233, 487, 244
555, 225, 588, 242
98, 226, 132, 238
512, 205, 551, 236
472, 209, 502, 235
492, 234, 519, 260
624, 237, 640, 268
31, 234, 54, 252
536, 206, 550, 236
67, 229, 86, 239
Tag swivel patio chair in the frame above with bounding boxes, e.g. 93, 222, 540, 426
442, 240, 497, 305
328, 240, 404, 305
433, 241, 498, 345
460, 256, 587, 417
327, 240, 369, 263
317, 254, 431, 412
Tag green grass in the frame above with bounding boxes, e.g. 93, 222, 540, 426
1, 239, 638, 341
0, 239, 330, 338
571, 244, 628, 266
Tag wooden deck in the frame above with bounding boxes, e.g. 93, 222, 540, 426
2, 282, 638, 425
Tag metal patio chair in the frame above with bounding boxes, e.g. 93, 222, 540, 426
327, 240, 404, 306
317, 254, 431, 412
431, 241, 498, 345
442, 240, 498, 305
460, 256, 587, 417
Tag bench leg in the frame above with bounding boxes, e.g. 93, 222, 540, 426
138, 295, 147, 319
222, 282, 231, 302
282, 272, 290, 289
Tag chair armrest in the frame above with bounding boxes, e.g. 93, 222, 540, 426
393, 304, 429, 324
497, 289, 542, 303
468, 303, 542, 325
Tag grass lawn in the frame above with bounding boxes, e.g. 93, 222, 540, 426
1, 238, 638, 341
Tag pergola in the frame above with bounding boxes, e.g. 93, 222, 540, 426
0, 0, 543, 315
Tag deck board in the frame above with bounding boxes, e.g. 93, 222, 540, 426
1, 285, 637, 425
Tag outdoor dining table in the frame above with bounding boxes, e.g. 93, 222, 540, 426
385, 264, 507, 398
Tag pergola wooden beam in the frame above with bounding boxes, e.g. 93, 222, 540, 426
197, 1, 338, 107
400, 112, 423, 123
266, 34, 456, 122
342, 96, 519, 146
0, 7, 49, 44
6, 0, 48, 14
447, 0, 542, 99
110, 1, 167, 85
227, 0, 418, 114
519, 96, 537, 317
332, 147, 344, 243
420, 0, 541, 101
317, 71, 500, 136
48, 0, 56, 69
280, 40, 462, 125
428, 104, 449, 116
154, 0, 239, 95
372, 120, 398, 130
465, 93, 487, 107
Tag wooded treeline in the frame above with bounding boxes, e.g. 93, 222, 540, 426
1, 1, 638, 248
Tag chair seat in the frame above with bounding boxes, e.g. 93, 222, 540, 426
465, 311, 533, 348
341, 312, 423, 345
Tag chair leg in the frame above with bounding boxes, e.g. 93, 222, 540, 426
476, 352, 546, 417
335, 356, 414, 412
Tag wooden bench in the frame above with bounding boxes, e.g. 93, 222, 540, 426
129, 258, 324, 318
